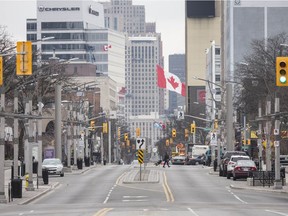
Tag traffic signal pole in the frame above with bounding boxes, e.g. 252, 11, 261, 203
274, 95, 282, 189
0, 86, 7, 203
108, 120, 111, 164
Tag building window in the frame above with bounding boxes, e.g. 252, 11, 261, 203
215, 48, 220, 55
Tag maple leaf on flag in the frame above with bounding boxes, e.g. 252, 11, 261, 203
167, 76, 179, 89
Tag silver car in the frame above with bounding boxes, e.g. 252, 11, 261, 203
42, 158, 64, 177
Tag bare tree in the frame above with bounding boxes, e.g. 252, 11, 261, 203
234, 33, 288, 117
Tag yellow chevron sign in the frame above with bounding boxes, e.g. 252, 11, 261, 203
138, 149, 144, 164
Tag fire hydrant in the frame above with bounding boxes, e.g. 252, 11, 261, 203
25, 173, 29, 190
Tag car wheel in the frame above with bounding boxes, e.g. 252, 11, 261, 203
60, 173, 64, 177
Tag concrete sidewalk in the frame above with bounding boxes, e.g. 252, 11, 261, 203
3, 163, 97, 205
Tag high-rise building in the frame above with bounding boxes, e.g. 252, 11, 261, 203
103, 0, 165, 150
185, 0, 221, 127
27, 0, 126, 86
125, 34, 165, 148
168, 54, 186, 113
101, 0, 146, 34
205, 41, 221, 123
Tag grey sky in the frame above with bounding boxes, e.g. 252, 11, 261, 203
0, 0, 185, 69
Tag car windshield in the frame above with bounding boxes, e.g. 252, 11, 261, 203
43, 159, 61, 165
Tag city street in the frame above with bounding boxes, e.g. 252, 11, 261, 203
0, 164, 288, 216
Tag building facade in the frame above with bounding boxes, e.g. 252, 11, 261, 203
27, 0, 125, 86
205, 41, 221, 123
125, 34, 165, 148
185, 0, 221, 129
101, 0, 146, 34
168, 54, 186, 113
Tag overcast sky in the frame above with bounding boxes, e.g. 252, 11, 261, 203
0, 0, 185, 69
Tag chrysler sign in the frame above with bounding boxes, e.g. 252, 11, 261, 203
38, 6, 80, 12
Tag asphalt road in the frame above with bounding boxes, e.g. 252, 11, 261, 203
0, 164, 288, 216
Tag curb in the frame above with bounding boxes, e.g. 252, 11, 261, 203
230, 184, 288, 193
19, 182, 60, 205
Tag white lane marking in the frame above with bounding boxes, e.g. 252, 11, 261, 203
187, 208, 200, 216
123, 196, 148, 198
103, 196, 109, 204
122, 199, 148, 202
265, 210, 288, 216
227, 187, 247, 204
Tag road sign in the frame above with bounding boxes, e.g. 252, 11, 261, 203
136, 138, 146, 150
152, 147, 157, 153
138, 149, 144, 164
210, 132, 217, 146
177, 111, 184, 120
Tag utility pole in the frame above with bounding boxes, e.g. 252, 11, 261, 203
226, 83, 234, 151
257, 101, 263, 171
13, 90, 19, 179
101, 132, 104, 165
66, 103, 72, 171
73, 108, 77, 168
265, 96, 272, 171
55, 84, 62, 160
37, 97, 43, 183
108, 120, 111, 164
0, 86, 7, 203
274, 95, 282, 189
26, 95, 34, 191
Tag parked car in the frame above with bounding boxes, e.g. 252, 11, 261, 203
42, 158, 64, 177
171, 156, 186, 165
226, 155, 250, 179
232, 159, 257, 181
219, 151, 248, 177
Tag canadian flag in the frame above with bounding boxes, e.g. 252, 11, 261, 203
156, 65, 186, 96
103, 44, 112, 51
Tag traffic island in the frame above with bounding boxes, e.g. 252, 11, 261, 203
123, 169, 159, 184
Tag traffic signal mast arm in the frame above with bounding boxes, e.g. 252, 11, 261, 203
184, 114, 212, 122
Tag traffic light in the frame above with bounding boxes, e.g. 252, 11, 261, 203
276, 56, 288, 86
214, 119, 218, 130
166, 139, 169, 146
185, 129, 189, 140
90, 120, 95, 127
247, 139, 251, 145
0, 57, 3, 86
172, 128, 176, 138
103, 122, 108, 133
117, 127, 121, 140
136, 127, 141, 137
191, 123, 196, 133
16, 41, 32, 75
124, 133, 128, 141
